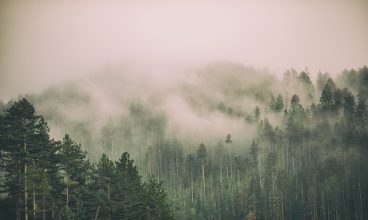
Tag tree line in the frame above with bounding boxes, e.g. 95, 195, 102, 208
139, 66, 368, 219
0, 99, 173, 219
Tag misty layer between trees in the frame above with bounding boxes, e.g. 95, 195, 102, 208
1, 63, 368, 219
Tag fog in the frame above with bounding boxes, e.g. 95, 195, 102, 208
0, 0, 367, 160
17, 63, 272, 160
1, 0, 368, 100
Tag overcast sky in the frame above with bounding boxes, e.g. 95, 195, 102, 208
0, 0, 367, 101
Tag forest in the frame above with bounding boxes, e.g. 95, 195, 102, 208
1, 64, 368, 220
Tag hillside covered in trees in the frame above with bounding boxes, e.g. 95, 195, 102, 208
1, 64, 368, 219
0, 99, 173, 219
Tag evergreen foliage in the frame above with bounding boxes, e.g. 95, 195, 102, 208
0, 100, 173, 219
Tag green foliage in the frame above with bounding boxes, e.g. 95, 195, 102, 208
144, 177, 173, 220
0, 98, 173, 220
0, 98, 57, 219
196, 143, 207, 162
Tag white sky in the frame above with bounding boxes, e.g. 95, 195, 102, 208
0, 0, 367, 101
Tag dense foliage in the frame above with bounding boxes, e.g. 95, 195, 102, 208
0, 99, 173, 219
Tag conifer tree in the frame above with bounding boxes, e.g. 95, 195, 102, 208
0, 98, 55, 219
58, 134, 91, 218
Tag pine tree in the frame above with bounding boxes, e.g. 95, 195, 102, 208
89, 154, 115, 219
145, 177, 173, 220
0, 98, 55, 220
58, 134, 91, 218
275, 94, 284, 112
111, 152, 145, 219
320, 79, 336, 113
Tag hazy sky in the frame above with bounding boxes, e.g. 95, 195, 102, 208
0, 0, 367, 101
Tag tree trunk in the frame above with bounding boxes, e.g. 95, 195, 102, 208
237, 169, 240, 187
42, 195, 46, 220
158, 149, 162, 182
201, 161, 206, 197
281, 191, 284, 220
229, 146, 233, 180
258, 156, 262, 189
16, 193, 20, 220
237, 169, 243, 207
66, 174, 70, 207
94, 205, 100, 220
16, 149, 20, 220
24, 143, 28, 220
358, 182, 363, 220
220, 158, 223, 183
191, 166, 194, 203
24, 164, 28, 220
107, 181, 110, 202
52, 201, 55, 219
321, 191, 326, 220
33, 184, 36, 219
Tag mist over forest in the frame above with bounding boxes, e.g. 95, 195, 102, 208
21, 63, 277, 160
1, 0, 368, 219
1, 63, 368, 219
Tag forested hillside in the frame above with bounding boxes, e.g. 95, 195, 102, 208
1, 64, 368, 219
0, 99, 173, 219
